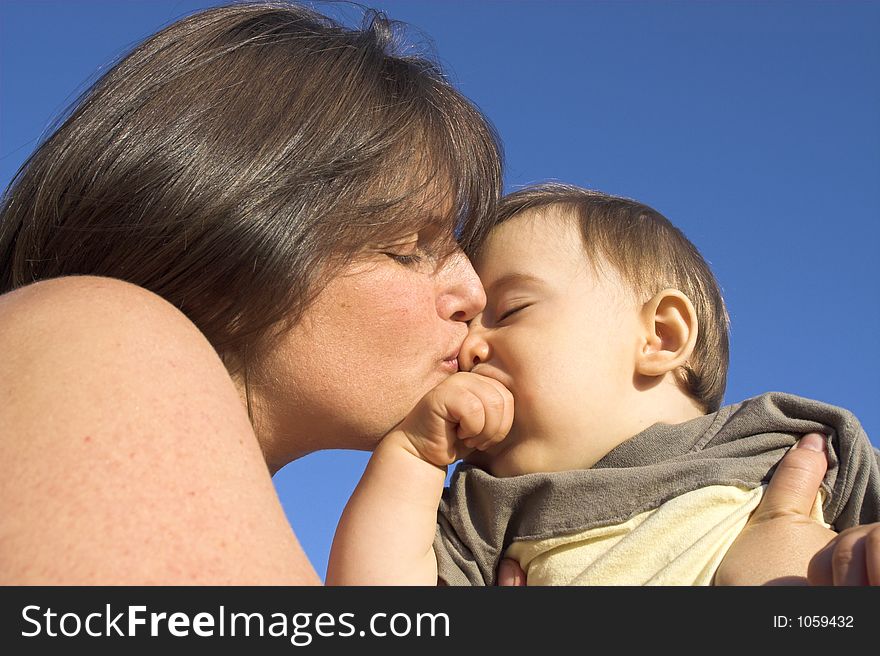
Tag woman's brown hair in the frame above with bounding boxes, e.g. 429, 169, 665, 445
0, 1, 502, 379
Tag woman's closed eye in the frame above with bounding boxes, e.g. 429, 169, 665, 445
381, 234, 439, 268
381, 238, 424, 267
386, 252, 423, 266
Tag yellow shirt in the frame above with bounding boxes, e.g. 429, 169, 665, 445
504, 484, 828, 585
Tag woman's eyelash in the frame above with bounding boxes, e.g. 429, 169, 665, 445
387, 252, 423, 266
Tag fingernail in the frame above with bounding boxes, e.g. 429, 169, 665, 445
512, 568, 523, 586
796, 433, 825, 452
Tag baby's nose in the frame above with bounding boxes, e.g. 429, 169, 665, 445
459, 327, 490, 372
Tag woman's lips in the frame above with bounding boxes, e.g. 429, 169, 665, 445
440, 356, 459, 373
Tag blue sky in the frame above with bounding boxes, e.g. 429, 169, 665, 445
2, 1, 878, 580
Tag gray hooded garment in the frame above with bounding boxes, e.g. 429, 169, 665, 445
434, 392, 880, 585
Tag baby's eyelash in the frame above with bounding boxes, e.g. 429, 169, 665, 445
498, 305, 528, 322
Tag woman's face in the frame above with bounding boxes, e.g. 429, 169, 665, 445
251, 228, 486, 470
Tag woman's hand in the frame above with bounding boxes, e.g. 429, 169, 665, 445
715, 433, 837, 585
496, 558, 526, 586
730, 431, 880, 585
808, 523, 880, 585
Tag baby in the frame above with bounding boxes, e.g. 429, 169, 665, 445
327, 183, 880, 585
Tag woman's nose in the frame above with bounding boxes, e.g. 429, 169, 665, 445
439, 250, 487, 323
459, 325, 490, 372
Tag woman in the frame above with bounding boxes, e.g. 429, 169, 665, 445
0, 1, 498, 584
0, 2, 871, 585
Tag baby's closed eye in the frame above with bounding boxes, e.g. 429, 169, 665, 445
497, 303, 531, 323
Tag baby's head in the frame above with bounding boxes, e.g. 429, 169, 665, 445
461, 184, 729, 477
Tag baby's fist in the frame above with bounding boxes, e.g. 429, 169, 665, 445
396, 372, 514, 467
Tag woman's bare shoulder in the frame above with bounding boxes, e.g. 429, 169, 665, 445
1, 274, 197, 326
0, 276, 319, 584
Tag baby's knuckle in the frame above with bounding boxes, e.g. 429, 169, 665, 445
461, 394, 486, 417
484, 391, 507, 411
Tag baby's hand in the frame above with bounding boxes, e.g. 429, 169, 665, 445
392, 372, 514, 468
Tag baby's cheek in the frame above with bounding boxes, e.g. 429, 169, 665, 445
511, 384, 550, 432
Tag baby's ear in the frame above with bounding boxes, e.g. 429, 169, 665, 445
636, 289, 698, 377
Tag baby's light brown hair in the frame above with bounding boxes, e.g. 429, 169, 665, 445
487, 183, 730, 413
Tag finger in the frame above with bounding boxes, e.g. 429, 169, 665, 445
497, 381, 514, 445
867, 526, 880, 585
831, 532, 868, 586
472, 379, 508, 445
459, 376, 512, 448
808, 525, 878, 586
757, 433, 828, 520
807, 541, 835, 586
482, 376, 514, 446
452, 390, 487, 441
474, 380, 514, 450
496, 558, 526, 586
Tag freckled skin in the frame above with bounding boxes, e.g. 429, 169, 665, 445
248, 246, 486, 470
0, 277, 322, 583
